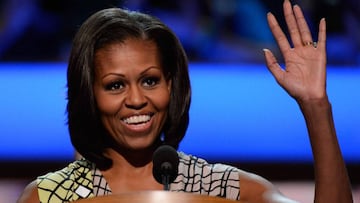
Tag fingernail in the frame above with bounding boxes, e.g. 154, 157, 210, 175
263, 49, 270, 55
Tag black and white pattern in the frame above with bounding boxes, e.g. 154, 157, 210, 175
92, 165, 111, 196
171, 152, 240, 200
37, 159, 94, 202
92, 152, 240, 200
37, 152, 240, 202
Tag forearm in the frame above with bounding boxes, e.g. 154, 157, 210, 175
298, 97, 353, 203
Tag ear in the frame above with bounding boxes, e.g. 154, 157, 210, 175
166, 78, 172, 93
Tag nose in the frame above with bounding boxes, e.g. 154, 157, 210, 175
125, 85, 147, 109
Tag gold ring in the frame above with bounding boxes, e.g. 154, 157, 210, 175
303, 41, 317, 48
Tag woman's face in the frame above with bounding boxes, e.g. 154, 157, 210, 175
93, 38, 171, 150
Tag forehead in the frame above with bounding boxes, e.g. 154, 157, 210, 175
94, 38, 162, 73
96, 38, 158, 55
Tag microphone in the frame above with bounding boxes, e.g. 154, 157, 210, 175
152, 145, 179, 191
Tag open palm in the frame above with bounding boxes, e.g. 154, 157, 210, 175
264, 1, 327, 102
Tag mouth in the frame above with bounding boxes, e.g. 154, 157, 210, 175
122, 113, 154, 125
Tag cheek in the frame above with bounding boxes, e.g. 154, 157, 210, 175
94, 90, 122, 116
97, 98, 119, 115
151, 89, 171, 111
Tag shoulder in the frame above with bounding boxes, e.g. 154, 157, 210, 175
37, 158, 93, 186
19, 159, 95, 203
17, 180, 39, 203
38, 159, 94, 200
178, 152, 297, 202
176, 152, 240, 199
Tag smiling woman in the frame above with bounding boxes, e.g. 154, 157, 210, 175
16, 1, 353, 203
93, 39, 171, 152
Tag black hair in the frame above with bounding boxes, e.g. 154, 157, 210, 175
66, 8, 191, 170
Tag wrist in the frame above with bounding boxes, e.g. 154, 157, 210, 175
297, 95, 330, 110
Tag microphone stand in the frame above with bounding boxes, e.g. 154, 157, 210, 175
161, 162, 172, 191
162, 174, 171, 191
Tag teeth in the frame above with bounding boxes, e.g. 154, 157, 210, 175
123, 115, 151, 124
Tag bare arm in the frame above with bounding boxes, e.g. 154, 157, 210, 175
262, 0, 353, 202
298, 95, 352, 202
239, 170, 298, 203
17, 180, 40, 203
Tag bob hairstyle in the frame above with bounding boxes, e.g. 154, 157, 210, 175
67, 8, 191, 170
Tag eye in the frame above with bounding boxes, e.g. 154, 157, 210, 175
105, 81, 124, 91
142, 77, 160, 88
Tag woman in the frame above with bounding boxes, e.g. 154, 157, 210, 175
18, 0, 353, 202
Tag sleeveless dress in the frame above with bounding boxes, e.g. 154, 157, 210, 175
37, 152, 240, 202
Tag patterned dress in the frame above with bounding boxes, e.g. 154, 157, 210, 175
37, 152, 240, 202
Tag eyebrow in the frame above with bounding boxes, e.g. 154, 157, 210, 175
100, 66, 162, 80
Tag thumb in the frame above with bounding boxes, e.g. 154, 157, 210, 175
263, 48, 284, 84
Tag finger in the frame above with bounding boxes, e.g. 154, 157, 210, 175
293, 5, 313, 45
267, 12, 291, 55
283, 0, 303, 47
317, 18, 326, 50
263, 48, 284, 84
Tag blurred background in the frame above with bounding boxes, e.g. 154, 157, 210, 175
1, 0, 360, 64
0, 0, 359, 202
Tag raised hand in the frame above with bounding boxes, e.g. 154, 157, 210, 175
263, 0, 327, 102
263, 1, 353, 202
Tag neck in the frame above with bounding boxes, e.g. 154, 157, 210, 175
105, 146, 156, 169
100, 144, 164, 193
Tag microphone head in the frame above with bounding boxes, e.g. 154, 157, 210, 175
152, 145, 179, 185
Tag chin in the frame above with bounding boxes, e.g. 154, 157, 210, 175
123, 137, 160, 151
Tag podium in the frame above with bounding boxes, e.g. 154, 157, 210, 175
74, 191, 244, 203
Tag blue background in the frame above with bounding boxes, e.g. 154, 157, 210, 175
1, 63, 359, 163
